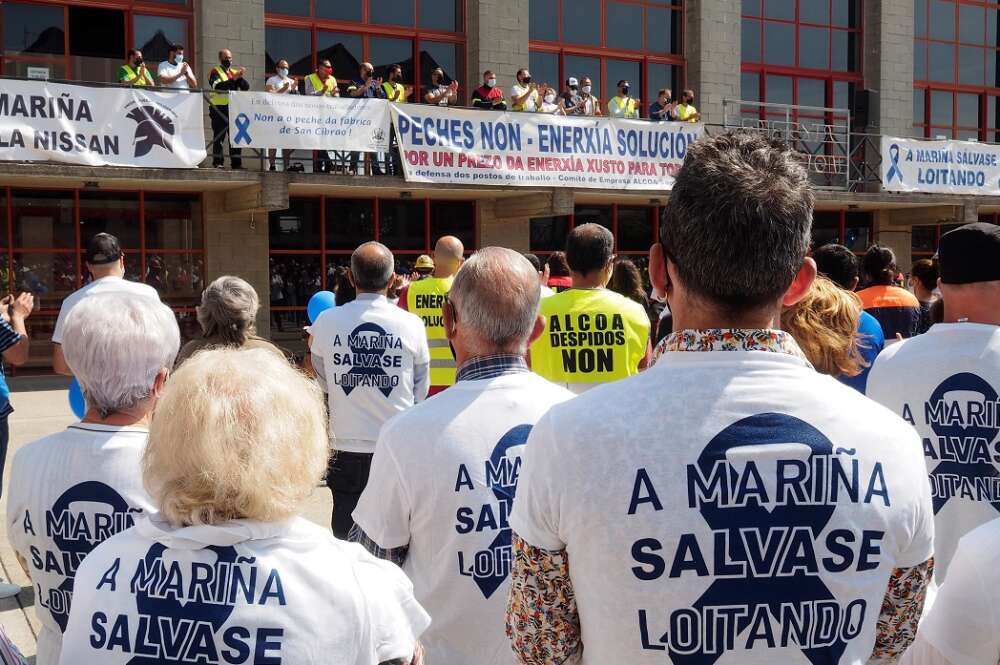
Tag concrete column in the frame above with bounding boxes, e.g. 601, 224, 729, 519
465, 0, 530, 94
962, 199, 980, 223
477, 201, 531, 251
863, 0, 914, 137
198, 0, 266, 90
684, 0, 741, 125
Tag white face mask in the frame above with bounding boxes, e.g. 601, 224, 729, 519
278, 68, 289, 78
487, 78, 496, 88
544, 94, 556, 104
582, 85, 592, 94
174, 54, 184, 64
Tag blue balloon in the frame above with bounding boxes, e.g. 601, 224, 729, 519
307, 290, 336, 324
68, 378, 86, 419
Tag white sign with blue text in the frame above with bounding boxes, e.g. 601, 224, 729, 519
228, 92, 391, 152
882, 136, 1000, 195
391, 103, 704, 190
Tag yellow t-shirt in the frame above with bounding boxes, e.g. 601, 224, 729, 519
677, 103, 699, 122
530, 288, 650, 393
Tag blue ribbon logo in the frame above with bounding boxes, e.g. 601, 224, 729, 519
233, 112, 252, 145
886, 143, 903, 183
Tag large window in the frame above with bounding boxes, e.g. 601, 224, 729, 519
741, 0, 862, 126
529, 0, 684, 117
269, 197, 475, 330
809, 210, 873, 254
0, 188, 203, 372
1, 0, 192, 83
265, 0, 465, 100
914, 0, 1000, 140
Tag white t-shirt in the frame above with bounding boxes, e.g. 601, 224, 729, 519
57, 515, 430, 665
867, 322, 1000, 583
6, 423, 155, 665
157, 59, 190, 89
510, 83, 538, 112
511, 347, 934, 665
353, 370, 574, 665
52, 276, 161, 345
265, 74, 297, 94
900, 518, 1000, 665
310, 293, 430, 453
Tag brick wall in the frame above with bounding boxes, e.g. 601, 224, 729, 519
466, 0, 530, 95
197, 0, 266, 93
864, 0, 914, 137
685, 0, 741, 126
477, 201, 531, 251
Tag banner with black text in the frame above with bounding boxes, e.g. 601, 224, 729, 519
882, 136, 1000, 195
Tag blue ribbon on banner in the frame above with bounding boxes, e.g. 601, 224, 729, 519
233, 113, 252, 145
886, 143, 903, 183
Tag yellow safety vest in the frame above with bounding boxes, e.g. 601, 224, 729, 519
407, 276, 456, 387
121, 64, 153, 86
307, 73, 338, 96
677, 103, 699, 122
530, 288, 649, 388
209, 66, 231, 106
382, 81, 405, 102
511, 84, 536, 112
609, 95, 638, 119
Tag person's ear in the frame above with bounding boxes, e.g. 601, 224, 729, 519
346, 269, 357, 289
152, 368, 169, 397
442, 300, 457, 341
527, 314, 546, 347
783, 257, 817, 307
850, 275, 860, 291
649, 243, 668, 296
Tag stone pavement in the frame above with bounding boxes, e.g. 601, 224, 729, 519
0, 382, 334, 663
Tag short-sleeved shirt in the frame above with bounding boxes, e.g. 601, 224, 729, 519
58, 515, 430, 665
511, 333, 935, 664
0, 318, 23, 418
676, 102, 699, 121
561, 91, 583, 115
857, 285, 922, 340
839, 310, 884, 393
6, 423, 155, 665
510, 83, 538, 112
265, 74, 297, 94
426, 83, 451, 106
156, 60, 189, 89
52, 277, 161, 345
116, 65, 153, 86
347, 78, 385, 99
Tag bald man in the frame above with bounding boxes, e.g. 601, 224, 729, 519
309, 241, 430, 537
399, 235, 464, 394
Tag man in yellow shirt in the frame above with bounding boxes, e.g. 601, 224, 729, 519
530, 223, 651, 393
676, 88, 701, 122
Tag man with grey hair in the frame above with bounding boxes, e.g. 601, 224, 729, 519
310, 241, 430, 538
6, 293, 179, 665
508, 132, 935, 664
352, 247, 574, 665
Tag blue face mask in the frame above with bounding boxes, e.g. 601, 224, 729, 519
278, 68, 289, 78
174, 53, 184, 64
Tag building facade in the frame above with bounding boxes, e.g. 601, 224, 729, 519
1, 0, 998, 370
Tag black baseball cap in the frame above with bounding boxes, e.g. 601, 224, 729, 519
939, 222, 1000, 285
85, 233, 123, 265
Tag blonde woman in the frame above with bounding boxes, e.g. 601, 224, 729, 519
58, 348, 429, 665
781, 275, 868, 378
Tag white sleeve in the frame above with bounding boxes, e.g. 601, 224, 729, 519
354, 553, 430, 663
4, 451, 26, 558
898, 634, 959, 665
157, 61, 168, 76
508, 409, 567, 551
351, 426, 412, 549
895, 428, 935, 568
51, 302, 71, 345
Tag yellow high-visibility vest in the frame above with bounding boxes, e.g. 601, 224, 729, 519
209, 66, 231, 106
382, 81, 405, 102
677, 102, 699, 122
609, 95, 638, 119
121, 64, 153, 86
307, 73, 338, 96
406, 276, 456, 387
530, 288, 649, 388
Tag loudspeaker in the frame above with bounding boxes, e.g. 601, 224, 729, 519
853, 89, 875, 128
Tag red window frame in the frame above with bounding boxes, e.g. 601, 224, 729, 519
0, 0, 195, 83
528, 0, 685, 117
529, 204, 661, 256
810, 210, 874, 256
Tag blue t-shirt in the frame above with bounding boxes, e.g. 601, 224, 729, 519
840, 310, 884, 394
0, 317, 22, 417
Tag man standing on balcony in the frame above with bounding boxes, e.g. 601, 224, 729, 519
117, 50, 153, 87
305, 59, 340, 174
208, 48, 250, 169
157, 44, 197, 90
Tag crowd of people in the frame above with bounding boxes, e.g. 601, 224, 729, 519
0, 130, 997, 665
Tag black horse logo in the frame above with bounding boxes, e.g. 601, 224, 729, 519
126, 105, 175, 158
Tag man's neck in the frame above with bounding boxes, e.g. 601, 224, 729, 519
571, 272, 605, 289
170, 58, 178, 65
946, 301, 1000, 325
432, 268, 455, 279
83, 409, 150, 428
356, 289, 388, 298
671, 299, 781, 332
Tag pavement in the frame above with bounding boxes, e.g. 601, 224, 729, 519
0, 383, 334, 662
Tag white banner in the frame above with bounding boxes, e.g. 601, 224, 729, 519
391, 103, 703, 190
228, 92, 391, 152
882, 136, 1000, 195
0, 79, 205, 168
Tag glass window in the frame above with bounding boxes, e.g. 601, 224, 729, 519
3, 2, 65, 55
370, 0, 415, 26
133, 15, 187, 67
763, 0, 795, 20
145, 194, 202, 250
741, 71, 760, 101
765, 74, 793, 105
832, 0, 859, 27
380, 201, 426, 251
833, 80, 852, 111
11, 191, 73, 249
843, 212, 871, 253
267, 26, 313, 78
530, 217, 571, 252
799, 0, 827, 23
430, 202, 475, 250
929, 0, 955, 41
617, 208, 654, 251
959, 3, 984, 44
269, 199, 321, 250
325, 199, 375, 250
564, 0, 601, 45
930, 90, 954, 127
929, 42, 955, 82
957, 92, 979, 128
269, 255, 321, 308
15, 252, 76, 299
914, 41, 927, 80
799, 26, 829, 69
79, 193, 140, 249
265, 0, 309, 16
989, 8, 999, 47
912, 227, 937, 254
608, 2, 643, 50
606, 59, 641, 104
647, 6, 681, 55
565, 55, 601, 97
530, 51, 559, 90
648, 63, 682, 101
316, 31, 362, 82
914, 89, 926, 124
811, 211, 840, 248
575, 206, 612, 232
743, 0, 761, 17
915, 0, 927, 38
421, 41, 458, 88
798, 78, 825, 109
960, 46, 985, 85
742, 19, 761, 62
370, 36, 414, 82
764, 21, 795, 66
530, 0, 559, 41
316, 0, 362, 21
420, 0, 460, 32
68, 6, 124, 84
150, 254, 202, 305
831, 30, 857, 71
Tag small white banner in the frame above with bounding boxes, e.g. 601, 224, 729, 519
0, 78, 206, 168
390, 103, 703, 190
882, 136, 1000, 195
228, 92, 391, 152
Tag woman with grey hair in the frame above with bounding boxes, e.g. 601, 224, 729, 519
175, 275, 285, 366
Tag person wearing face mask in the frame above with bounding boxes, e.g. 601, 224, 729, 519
649, 88, 677, 121
305, 59, 339, 173
472, 70, 507, 111
207, 48, 250, 169
676, 88, 701, 122
157, 43, 196, 90
347, 62, 386, 176
560, 76, 584, 115
539, 85, 564, 115
579, 76, 601, 116
424, 67, 458, 106
381, 64, 409, 175
607, 79, 639, 119
118, 49, 153, 86
265, 58, 297, 172
511, 68, 539, 112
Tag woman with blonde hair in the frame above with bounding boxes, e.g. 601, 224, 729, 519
781, 275, 868, 379
58, 348, 429, 665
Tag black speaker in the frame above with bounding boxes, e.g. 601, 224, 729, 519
853, 89, 875, 128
